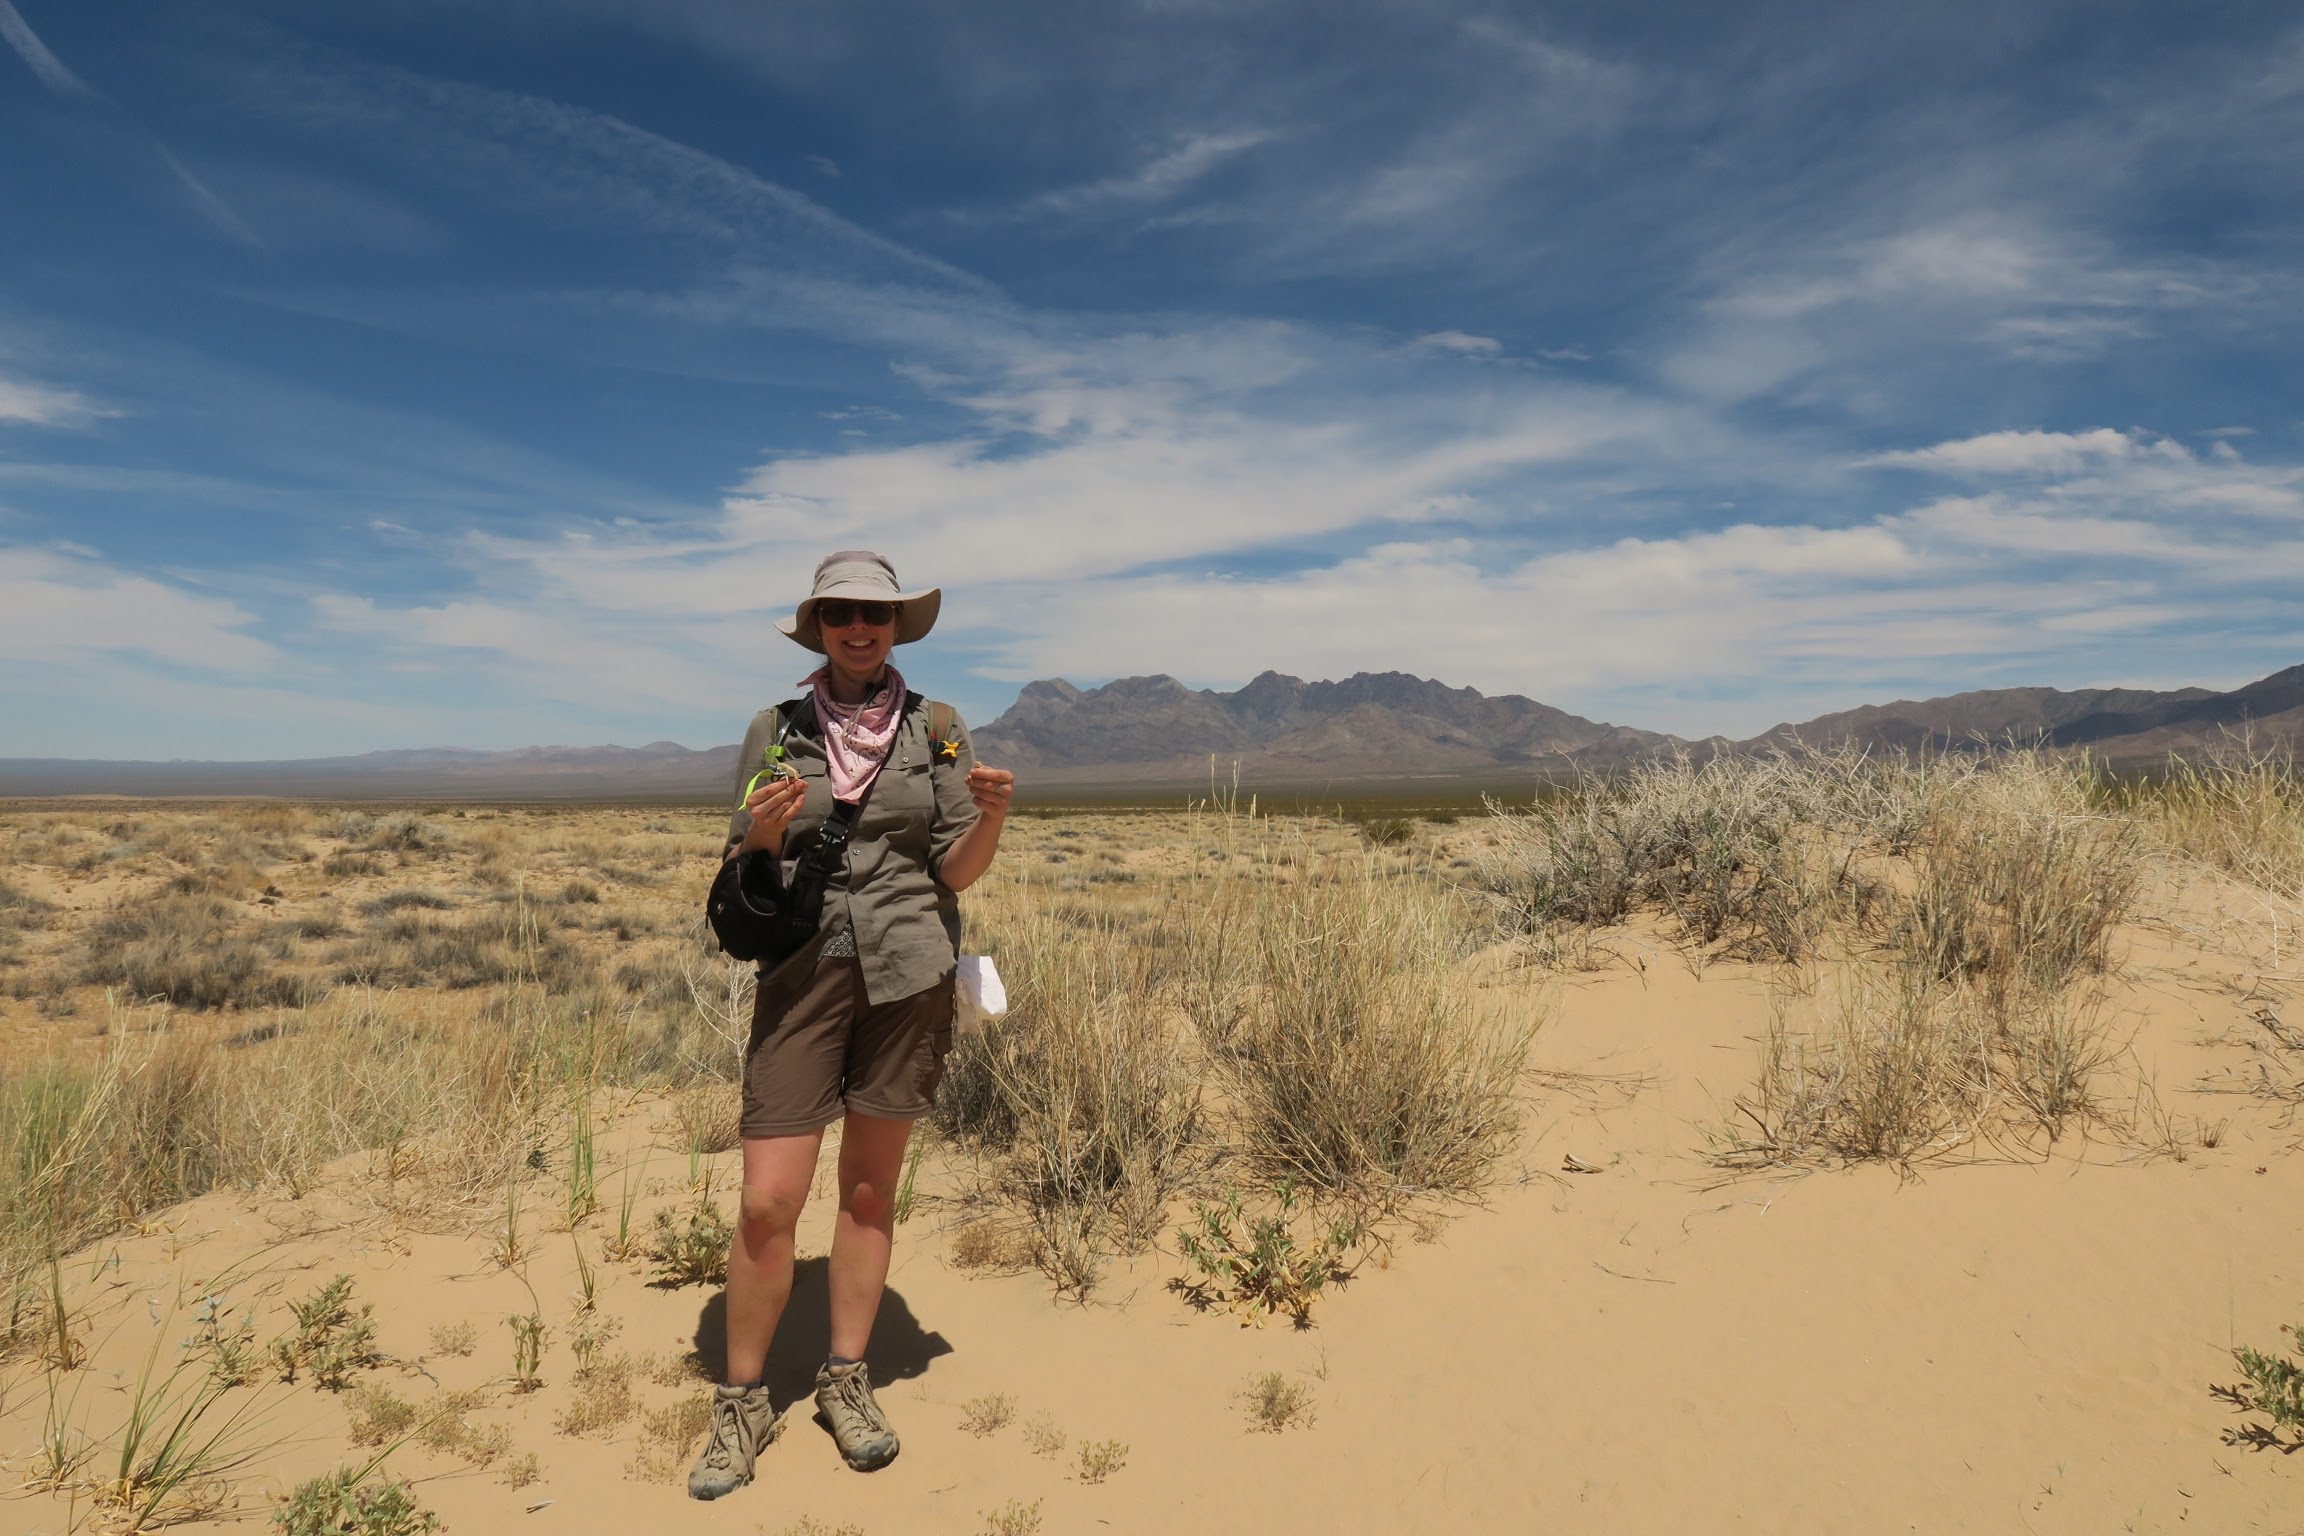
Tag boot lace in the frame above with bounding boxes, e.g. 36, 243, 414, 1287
825, 1367, 890, 1439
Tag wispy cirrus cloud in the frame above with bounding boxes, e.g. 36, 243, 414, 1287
1008, 130, 1273, 219
0, 374, 110, 428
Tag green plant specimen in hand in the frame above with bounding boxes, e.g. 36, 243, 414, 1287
743, 742, 801, 801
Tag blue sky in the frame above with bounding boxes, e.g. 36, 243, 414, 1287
2, 0, 2300, 759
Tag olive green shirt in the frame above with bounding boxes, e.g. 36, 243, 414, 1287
724, 695, 978, 1005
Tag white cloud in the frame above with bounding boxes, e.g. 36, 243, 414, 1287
0, 375, 109, 428
0, 546, 278, 671
1015, 131, 1272, 218
1411, 330, 1502, 355
1860, 428, 2144, 476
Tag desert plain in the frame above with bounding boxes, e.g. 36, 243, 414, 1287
0, 750, 2300, 1535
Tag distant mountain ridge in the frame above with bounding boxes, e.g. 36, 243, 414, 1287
2, 664, 2295, 799
974, 670, 1683, 780
1746, 663, 2304, 758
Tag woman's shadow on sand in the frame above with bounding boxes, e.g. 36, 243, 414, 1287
689, 1257, 951, 1413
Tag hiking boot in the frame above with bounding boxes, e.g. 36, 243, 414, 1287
687, 1381, 779, 1500
814, 1360, 900, 1470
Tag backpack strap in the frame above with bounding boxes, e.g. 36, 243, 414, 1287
931, 700, 953, 747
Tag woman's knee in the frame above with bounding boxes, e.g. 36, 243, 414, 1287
738, 1184, 805, 1236
839, 1176, 892, 1228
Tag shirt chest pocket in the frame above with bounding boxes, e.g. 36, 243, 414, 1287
860, 758, 934, 843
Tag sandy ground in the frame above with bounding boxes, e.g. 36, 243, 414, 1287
4, 889, 2300, 1536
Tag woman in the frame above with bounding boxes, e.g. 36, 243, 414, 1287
690, 550, 1014, 1502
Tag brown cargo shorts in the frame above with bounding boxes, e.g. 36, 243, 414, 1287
740, 955, 955, 1138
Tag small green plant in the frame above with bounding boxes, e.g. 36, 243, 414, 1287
2221, 1322, 2304, 1450
507, 1312, 546, 1393
272, 1465, 440, 1536
571, 1234, 600, 1313
1240, 1370, 1317, 1432
428, 1319, 477, 1358
42, 1255, 85, 1370
959, 1392, 1015, 1436
649, 1198, 733, 1287
893, 1138, 924, 1225
566, 1103, 599, 1228
496, 1159, 526, 1268
568, 1312, 621, 1374
1075, 1437, 1129, 1484
978, 1499, 1043, 1536
1175, 1180, 1361, 1326
605, 1152, 649, 1262
272, 1275, 379, 1389
185, 1293, 262, 1387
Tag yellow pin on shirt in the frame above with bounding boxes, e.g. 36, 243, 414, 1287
935, 738, 960, 763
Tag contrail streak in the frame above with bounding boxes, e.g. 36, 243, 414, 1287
1, 0, 264, 249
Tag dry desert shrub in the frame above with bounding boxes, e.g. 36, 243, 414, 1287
78, 893, 303, 1010
344, 905, 587, 992
1477, 751, 1861, 961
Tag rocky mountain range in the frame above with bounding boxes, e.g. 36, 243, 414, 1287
2, 663, 2295, 799
972, 671, 1682, 780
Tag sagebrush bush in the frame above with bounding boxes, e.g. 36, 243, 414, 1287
343, 907, 586, 991
80, 893, 301, 1010
1478, 752, 1856, 961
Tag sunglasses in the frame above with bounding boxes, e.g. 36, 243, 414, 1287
815, 600, 897, 629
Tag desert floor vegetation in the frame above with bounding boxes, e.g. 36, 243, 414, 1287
0, 758, 2299, 1532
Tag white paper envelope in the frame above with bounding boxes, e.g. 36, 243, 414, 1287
955, 953, 1008, 1028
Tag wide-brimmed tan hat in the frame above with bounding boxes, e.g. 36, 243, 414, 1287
777, 550, 941, 652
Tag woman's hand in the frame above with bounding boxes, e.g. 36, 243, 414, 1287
938, 764, 1014, 892
966, 764, 1014, 820
735, 776, 807, 857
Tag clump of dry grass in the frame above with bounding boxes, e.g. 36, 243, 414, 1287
938, 902, 1201, 1293
1193, 848, 1534, 1201
1715, 960, 2124, 1167
1898, 769, 2141, 1012
2126, 738, 2304, 900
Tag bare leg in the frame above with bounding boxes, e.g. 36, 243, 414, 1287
825, 1111, 915, 1362
724, 1130, 824, 1385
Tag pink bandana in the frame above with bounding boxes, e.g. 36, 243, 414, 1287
801, 664, 906, 802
